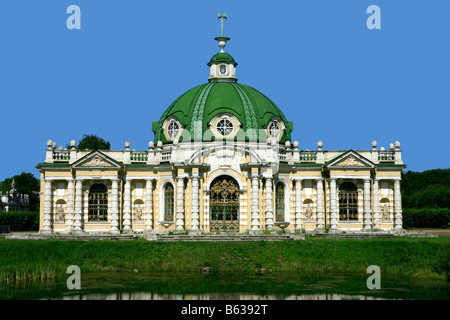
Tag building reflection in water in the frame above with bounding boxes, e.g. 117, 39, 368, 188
60, 293, 386, 300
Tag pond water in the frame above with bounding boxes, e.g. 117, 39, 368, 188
0, 272, 448, 300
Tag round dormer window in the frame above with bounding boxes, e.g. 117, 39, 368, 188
167, 120, 180, 140
219, 64, 227, 75
216, 118, 234, 137
268, 121, 280, 139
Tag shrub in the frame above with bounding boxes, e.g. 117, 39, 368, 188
0, 211, 39, 231
402, 208, 450, 229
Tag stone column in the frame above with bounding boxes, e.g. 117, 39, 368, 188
73, 179, 83, 233
176, 177, 185, 231
190, 174, 200, 233
42, 179, 52, 233
251, 174, 260, 232
264, 178, 274, 230
363, 179, 372, 231
110, 178, 120, 234
295, 179, 303, 232
144, 179, 154, 232
123, 179, 131, 232
316, 178, 325, 231
372, 179, 381, 230
329, 178, 338, 233
394, 179, 403, 231
65, 179, 74, 232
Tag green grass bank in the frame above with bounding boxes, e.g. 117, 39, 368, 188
0, 236, 449, 283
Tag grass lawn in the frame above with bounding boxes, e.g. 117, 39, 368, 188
0, 236, 449, 283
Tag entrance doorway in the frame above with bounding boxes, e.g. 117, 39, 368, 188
209, 176, 239, 232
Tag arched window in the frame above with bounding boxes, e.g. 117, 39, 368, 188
275, 182, 285, 222
167, 120, 180, 140
163, 183, 175, 222
88, 183, 108, 221
268, 121, 280, 139
210, 176, 239, 232
339, 182, 358, 221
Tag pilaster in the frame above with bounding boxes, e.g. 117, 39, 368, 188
42, 179, 52, 233
363, 179, 372, 231
329, 178, 338, 232
294, 179, 304, 231
65, 179, 74, 232
111, 178, 120, 234
264, 177, 274, 230
316, 178, 325, 231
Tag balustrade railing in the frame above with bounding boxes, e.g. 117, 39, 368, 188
130, 152, 148, 162
299, 151, 317, 162
161, 151, 172, 161
278, 151, 287, 162
378, 150, 395, 162
53, 150, 70, 162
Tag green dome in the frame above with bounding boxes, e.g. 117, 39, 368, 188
208, 52, 237, 66
153, 82, 293, 143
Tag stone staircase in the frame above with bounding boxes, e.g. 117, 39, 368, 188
314, 232, 394, 239
155, 234, 301, 242
3, 233, 137, 241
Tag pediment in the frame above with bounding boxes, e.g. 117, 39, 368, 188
72, 151, 122, 169
327, 150, 374, 169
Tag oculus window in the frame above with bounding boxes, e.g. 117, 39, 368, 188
167, 120, 180, 140
216, 118, 234, 137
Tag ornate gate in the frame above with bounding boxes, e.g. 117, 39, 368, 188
210, 176, 239, 232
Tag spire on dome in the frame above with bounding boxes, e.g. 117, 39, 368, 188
215, 12, 230, 53
208, 13, 237, 82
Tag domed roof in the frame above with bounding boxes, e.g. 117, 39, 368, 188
208, 52, 237, 66
152, 82, 293, 144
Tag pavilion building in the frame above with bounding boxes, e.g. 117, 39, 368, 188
36, 26, 405, 235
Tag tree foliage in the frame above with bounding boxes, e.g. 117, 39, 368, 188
402, 168, 450, 209
76, 134, 111, 150
0, 172, 40, 211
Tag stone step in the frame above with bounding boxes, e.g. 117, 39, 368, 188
314, 233, 394, 239
156, 234, 297, 242
3, 233, 137, 241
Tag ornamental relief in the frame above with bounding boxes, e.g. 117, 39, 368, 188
81, 156, 111, 167
336, 157, 364, 167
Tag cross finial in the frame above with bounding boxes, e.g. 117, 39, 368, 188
217, 13, 227, 37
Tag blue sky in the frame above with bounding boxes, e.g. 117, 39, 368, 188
0, 0, 449, 181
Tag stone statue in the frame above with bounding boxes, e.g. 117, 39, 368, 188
56, 205, 65, 222
305, 205, 312, 221
381, 204, 390, 221
135, 205, 143, 221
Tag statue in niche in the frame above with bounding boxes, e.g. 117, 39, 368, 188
56, 204, 65, 222
304, 204, 313, 221
381, 204, 390, 221
135, 205, 143, 221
